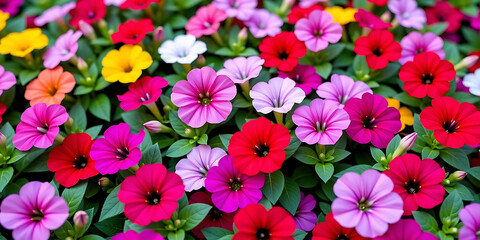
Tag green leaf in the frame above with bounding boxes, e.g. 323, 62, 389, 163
334, 165, 371, 178
197, 134, 208, 144
370, 147, 386, 162
121, 110, 155, 131
261, 171, 285, 204
88, 93, 111, 121
413, 114, 432, 142
386, 135, 401, 157
444, 184, 474, 201
330, 149, 351, 163
85, 125, 103, 139
315, 163, 334, 183
293, 147, 318, 165
99, 185, 124, 222
293, 229, 308, 240
323, 43, 346, 62
19, 69, 40, 85
444, 41, 460, 64
422, 147, 440, 159
219, 134, 233, 150
168, 230, 186, 240
447, 92, 480, 104
439, 190, 463, 224
169, 111, 190, 137
427, 23, 448, 35
353, 55, 370, 78
394, 92, 422, 107
292, 165, 319, 188
94, 217, 124, 236
61, 181, 88, 217
68, 102, 87, 131
412, 211, 439, 233
202, 227, 233, 240
54, 220, 74, 239
140, 143, 162, 165
0, 167, 13, 193
166, 139, 195, 157
80, 235, 105, 240
279, 178, 301, 215
439, 148, 470, 171
467, 167, 480, 181
315, 62, 332, 79
74, 85, 94, 95
179, 203, 212, 231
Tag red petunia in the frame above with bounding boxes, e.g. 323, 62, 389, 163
287, 5, 324, 24
425, 1, 462, 33
383, 154, 445, 216
420, 96, 480, 148
467, 51, 480, 73
354, 30, 401, 70
188, 191, 235, 239
312, 212, 367, 240
119, 0, 161, 10
111, 19, 154, 44
232, 204, 295, 240
0, 102, 5, 124
259, 31, 307, 72
229, 117, 290, 176
399, 52, 455, 99
47, 133, 98, 187
68, 0, 106, 28
367, 0, 388, 6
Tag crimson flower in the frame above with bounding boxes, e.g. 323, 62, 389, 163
383, 154, 445, 216
467, 51, 480, 73
312, 212, 368, 240
425, 1, 462, 33
287, 5, 324, 24
68, 0, 106, 28
120, 0, 161, 10
259, 32, 307, 72
354, 30, 401, 70
368, 0, 388, 6
229, 117, 290, 176
399, 52, 455, 98
111, 19, 154, 44
420, 96, 480, 148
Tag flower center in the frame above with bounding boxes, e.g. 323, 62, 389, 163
362, 116, 376, 129
405, 180, 420, 194
30, 209, 44, 222
476, 230, 480, 239
437, 15, 446, 22
357, 198, 372, 212
140, 93, 151, 102
73, 156, 89, 169
278, 51, 289, 60
294, 74, 303, 84
421, 73, 434, 84
415, 48, 424, 55
315, 121, 327, 133
314, 30, 323, 38
198, 92, 211, 106
254, 144, 269, 157
130, 33, 139, 39
337, 235, 350, 240
36, 124, 49, 134
146, 191, 161, 205
372, 48, 383, 56
442, 120, 459, 133
256, 228, 270, 240
124, 65, 133, 73
209, 206, 223, 220
87, 11, 96, 20
116, 147, 130, 160
48, 86, 58, 96
229, 177, 242, 191
203, 22, 212, 28
231, 1, 239, 8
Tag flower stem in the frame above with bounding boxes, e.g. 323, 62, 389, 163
211, 32, 224, 46
54, 134, 65, 144
144, 6, 155, 19
240, 81, 250, 96
145, 102, 164, 122
183, 64, 191, 72
274, 111, 283, 125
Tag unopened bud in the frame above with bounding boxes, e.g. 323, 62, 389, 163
144, 120, 163, 133
196, 55, 205, 67
153, 26, 164, 42
78, 20, 96, 40
77, 57, 88, 72
185, 128, 195, 138
380, 11, 392, 23
392, 133, 417, 158
455, 55, 479, 71
452, 171, 467, 181
64, 117, 74, 129
73, 211, 88, 227
279, 0, 295, 13
238, 27, 248, 42
0, 133, 6, 146
98, 177, 111, 187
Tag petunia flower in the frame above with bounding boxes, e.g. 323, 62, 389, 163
312, 212, 368, 240
101, 44, 153, 83
292, 99, 350, 145
386, 98, 413, 131
117, 76, 168, 111
25, 66, 76, 106
229, 117, 290, 175
383, 154, 445, 216
354, 30, 401, 70
354, 9, 392, 30
232, 204, 296, 240
399, 31, 445, 65
205, 155, 264, 213
250, 77, 305, 114
34, 2, 75, 26
175, 144, 226, 192
47, 133, 98, 187
186, 4, 228, 38
119, 0, 160, 10
388, 0, 426, 30
42, 30, 82, 69
316, 74, 372, 107
425, 1, 462, 33
158, 34, 207, 64
13, 103, 69, 151
68, 0, 106, 28
399, 52, 455, 98
420, 96, 480, 148
0, 65, 16, 96
332, 169, 404, 238
104, 0, 126, 6
288, 5, 324, 24
368, 0, 387, 6
0, 10, 8, 32
213, 0, 257, 20
171, 66, 236, 128
344, 93, 401, 149
299, 0, 327, 8
244, 9, 283, 38
90, 123, 145, 175
111, 18, 154, 44
0, 103, 5, 124
0, 28, 48, 57
259, 31, 307, 72
0, 0, 22, 15
374, 219, 438, 240
118, 163, 184, 226
462, 69, 480, 96
217, 56, 264, 84
324, 6, 357, 25
293, 193, 317, 231
112, 230, 164, 240
294, 10, 342, 52
0, 182, 69, 240
459, 203, 480, 240
278, 64, 322, 95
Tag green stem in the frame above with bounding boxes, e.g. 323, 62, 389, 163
274, 111, 283, 125
145, 102, 164, 122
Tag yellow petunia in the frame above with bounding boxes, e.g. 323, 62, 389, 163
101, 44, 153, 83
325, 6, 357, 25
0, 28, 48, 57
0, 10, 9, 32
386, 98, 414, 132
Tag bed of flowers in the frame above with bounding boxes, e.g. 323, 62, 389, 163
0, 0, 480, 239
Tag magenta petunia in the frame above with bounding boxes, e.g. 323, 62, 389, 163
217, 56, 265, 84
250, 77, 305, 114
294, 10, 342, 52
112, 230, 164, 240
186, 4, 228, 38
278, 64, 322, 95
205, 155, 265, 213
175, 144, 227, 192
374, 219, 438, 240
117, 76, 168, 111
459, 203, 480, 239
354, 9, 392, 30
0, 181, 69, 240
292, 98, 350, 145
0, 0, 23, 15
171, 67, 237, 128
118, 163, 185, 226
43, 30, 83, 69
213, 0, 257, 20
332, 169, 404, 238
34, 2, 75, 26
0, 65, 16, 96
316, 74, 372, 107
399, 31, 445, 65
13, 103, 69, 151
244, 9, 283, 38
388, 0, 426, 30
293, 193, 317, 231
90, 123, 145, 175
344, 93, 401, 149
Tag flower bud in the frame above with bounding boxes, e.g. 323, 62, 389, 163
153, 26, 164, 43
77, 57, 88, 72
78, 20, 96, 40
64, 116, 74, 129
238, 27, 248, 43
73, 211, 88, 227
0, 132, 6, 146
196, 55, 206, 67
185, 128, 196, 138
392, 132, 417, 158
451, 171, 467, 181
144, 120, 163, 133
380, 11, 392, 23
98, 177, 111, 187
455, 55, 479, 70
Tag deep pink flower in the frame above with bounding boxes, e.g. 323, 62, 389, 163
459, 203, 480, 240
186, 4, 228, 38
292, 99, 350, 145
0, 0, 23, 15
213, 0, 257, 20
112, 230, 164, 240
205, 155, 265, 213
90, 123, 145, 175
332, 169, 404, 238
399, 32, 445, 65
0, 65, 16, 96
354, 9, 392, 30
217, 56, 265, 84
118, 163, 184, 226
374, 219, 438, 240
68, 0, 106, 28
43, 30, 83, 69
119, 0, 160, 10
0, 182, 69, 240
117, 76, 168, 111
278, 64, 322, 95
244, 9, 283, 38
316, 74, 372, 107
425, 1, 462, 33
344, 93, 401, 148
250, 77, 305, 114
294, 10, 342, 52
13, 103, 68, 151
171, 67, 236, 128
293, 193, 317, 231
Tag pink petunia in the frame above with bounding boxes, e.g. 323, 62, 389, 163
213, 0, 257, 20
354, 9, 392, 30
316, 74, 372, 107
186, 4, 228, 38
217, 56, 265, 84
250, 77, 305, 114
374, 219, 438, 240
117, 76, 168, 111
34, 2, 75, 26
244, 9, 283, 38
294, 10, 342, 52
459, 203, 480, 239
399, 31, 445, 65
43, 30, 83, 69
0, 65, 16, 96
112, 230, 164, 240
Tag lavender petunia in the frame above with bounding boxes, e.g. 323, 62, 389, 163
294, 10, 343, 52
0, 65, 16, 96
244, 9, 283, 38
293, 193, 317, 231
459, 203, 480, 240
316, 74, 372, 107
388, 0, 426, 30
250, 77, 305, 114
399, 32, 445, 65
299, 0, 327, 8
217, 56, 265, 84
43, 30, 83, 69
34, 2, 75, 26
213, 0, 257, 21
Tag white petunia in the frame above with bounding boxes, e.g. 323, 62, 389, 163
463, 69, 480, 96
158, 34, 207, 64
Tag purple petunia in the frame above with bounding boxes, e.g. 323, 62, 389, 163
0, 65, 16, 96
293, 193, 317, 231
34, 2, 75, 27
299, 0, 327, 8
292, 99, 350, 145
43, 30, 83, 69
388, 0, 426, 30
250, 77, 305, 114
217, 56, 265, 84
90, 123, 145, 175
213, 0, 257, 21
332, 169, 404, 238
459, 203, 480, 240
399, 31, 445, 65
278, 64, 322, 95
294, 10, 342, 52
244, 9, 283, 38
316, 74, 372, 107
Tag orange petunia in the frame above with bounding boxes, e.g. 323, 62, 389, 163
25, 66, 76, 106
